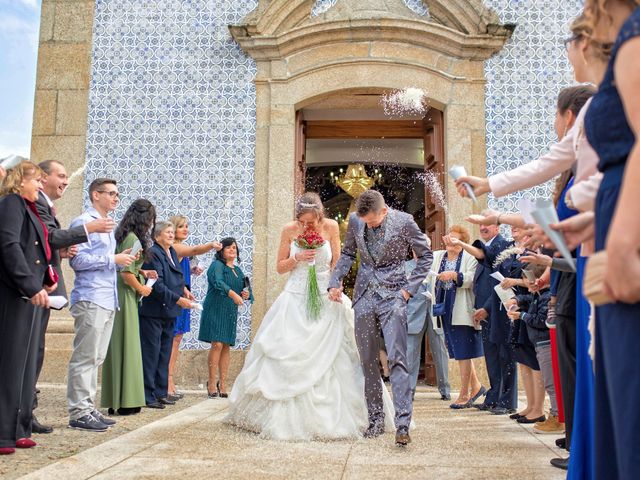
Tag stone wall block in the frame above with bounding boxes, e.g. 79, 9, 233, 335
32, 90, 57, 136
36, 43, 92, 90
53, 1, 95, 42
286, 42, 371, 75
56, 89, 90, 135
39, 2, 56, 42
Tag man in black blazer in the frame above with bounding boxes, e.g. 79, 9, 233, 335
470, 220, 517, 415
470, 219, 502, 411
32, 160, 114, 433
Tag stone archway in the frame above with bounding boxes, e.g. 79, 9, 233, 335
230, 0, 513, 326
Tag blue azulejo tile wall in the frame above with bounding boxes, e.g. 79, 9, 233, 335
85, 0, 258, 350
484, 0, 583, 213
85, 0, 584, 350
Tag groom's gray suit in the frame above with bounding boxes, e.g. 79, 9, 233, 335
329, 209, 432, 430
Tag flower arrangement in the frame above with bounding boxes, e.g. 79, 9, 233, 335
295, 229, 325, 320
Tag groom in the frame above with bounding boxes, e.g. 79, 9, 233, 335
328, 190, 432, 446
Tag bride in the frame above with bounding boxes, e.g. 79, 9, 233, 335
226, 192, 393, 440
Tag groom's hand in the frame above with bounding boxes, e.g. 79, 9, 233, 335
328, 287, 343, 303
400, 289, 411, 302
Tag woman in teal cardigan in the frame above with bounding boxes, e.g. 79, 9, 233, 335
199, 237, 252, 398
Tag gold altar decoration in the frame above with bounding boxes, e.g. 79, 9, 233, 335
333, 164, 378, 198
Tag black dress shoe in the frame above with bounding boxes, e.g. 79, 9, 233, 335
32, 415, 53, 434
517, 415, 546, 424
550, 457, 569, 470
395, 427, 411, 446
555, 437, 567, 449
474, 403, 495, 411
158, 397, 175, 405
145, 402, 166, 409
490, 406, 516, 415
117, 407, 140, 416
166, 394, 181, 402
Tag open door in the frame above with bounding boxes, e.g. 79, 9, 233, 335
294, 110, 307, 198
423, 110, 446, 250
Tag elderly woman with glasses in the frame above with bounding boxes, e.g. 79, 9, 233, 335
138, 221, 195, 409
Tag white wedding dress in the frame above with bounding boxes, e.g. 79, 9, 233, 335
226, 241, 394, 441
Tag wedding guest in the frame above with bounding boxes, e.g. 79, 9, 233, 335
429, 225, 484, 409
101, 199, 157, 416
582, 2, 640, 478
67, 178, 136, 432
30, 159, 115, 434
167, 215, 221, 397
405, 236, 451, 401
199, 237, 253, 398
139, 221, 195, 409
469, 212, 502, 412
496, 230, 546, 426
457, 227, 518, 415
0, 162, 52, 455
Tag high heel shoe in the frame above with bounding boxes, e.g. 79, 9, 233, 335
207, 381, 218, 398
217, 381, 228, 398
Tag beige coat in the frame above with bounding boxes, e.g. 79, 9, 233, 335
428, 250, 479, 331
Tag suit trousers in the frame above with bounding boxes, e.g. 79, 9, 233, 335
0, 306, 44, 447
407, 318, 450, 396
32, 308, 51, 411
556, 313, 576, 448
67, 302, 115, 421
353, 290, 412, 430
139, 315, 175, 404
481, 328, 518, 409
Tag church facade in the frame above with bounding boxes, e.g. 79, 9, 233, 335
31, 0, 582, 384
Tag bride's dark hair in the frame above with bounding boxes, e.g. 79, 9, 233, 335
295, 192, 324, 220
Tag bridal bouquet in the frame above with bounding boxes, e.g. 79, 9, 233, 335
295, 229, 325, 320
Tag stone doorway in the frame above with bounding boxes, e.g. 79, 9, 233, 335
229, 0, 512, 339
294, 90, 446, 385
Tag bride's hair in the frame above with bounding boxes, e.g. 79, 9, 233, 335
295, 192, 324, 220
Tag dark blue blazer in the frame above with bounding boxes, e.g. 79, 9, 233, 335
139, 243, 185, 319
473, 235, 515, 345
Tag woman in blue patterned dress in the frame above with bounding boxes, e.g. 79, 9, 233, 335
582, 2, 640, 478
199, 237, 253, 398
167, 215, 221, 397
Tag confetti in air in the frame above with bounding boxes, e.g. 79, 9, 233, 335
416, 170, 450, 224
66, 165, 86, 188
380, 87, 429, 117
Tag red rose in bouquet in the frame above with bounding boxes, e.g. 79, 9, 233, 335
295, 229, 325, 319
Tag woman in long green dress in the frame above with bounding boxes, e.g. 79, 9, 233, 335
199, 237, 253, 398
101, 199, 156, 415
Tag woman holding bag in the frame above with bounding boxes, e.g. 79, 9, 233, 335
429, 225, 484, 409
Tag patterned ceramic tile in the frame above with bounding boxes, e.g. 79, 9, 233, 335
483, 0, 583, 214
86, 0, 584, 349
85, 0, 258, 350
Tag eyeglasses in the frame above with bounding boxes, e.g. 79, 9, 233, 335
97, 190, 120, 198
563, 34, 582, 50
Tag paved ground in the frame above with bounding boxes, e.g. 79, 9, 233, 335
6, 387, 567, 480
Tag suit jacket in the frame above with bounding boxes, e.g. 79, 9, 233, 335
473, 234, 514, 344
329, 209, 433, 306
0, 194, 48, 298
405, 260, 430, 335
35, 191, 88, 298
139, 242, 185, 319
428, 250, 479, 329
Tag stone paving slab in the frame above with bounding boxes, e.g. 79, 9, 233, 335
20, 390, 567, 480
